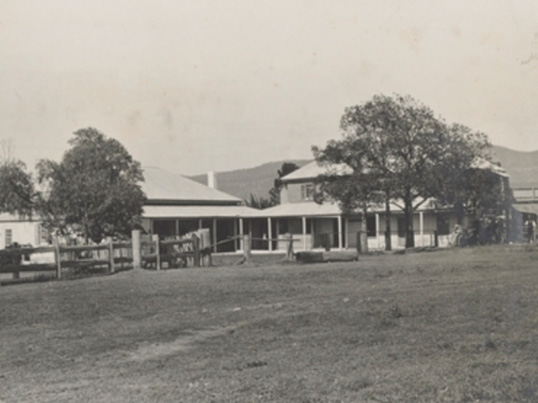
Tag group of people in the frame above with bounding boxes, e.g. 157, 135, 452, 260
450, 215, 537, 246
450, 216, 506, 247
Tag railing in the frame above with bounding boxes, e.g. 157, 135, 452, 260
139, 229, 211, 270
0, 238, 134, 285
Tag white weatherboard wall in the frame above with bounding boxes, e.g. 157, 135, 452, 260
0, 221, 42, 249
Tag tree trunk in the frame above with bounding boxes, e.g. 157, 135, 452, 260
384, 192, 392, 251
361, 207, 368, 254
404, 198, 415, 248
83, 218, 89, 245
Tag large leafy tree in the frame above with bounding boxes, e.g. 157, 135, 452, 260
0, 159, 34, 217
36, 128, 146, 243
269, 162, 300, 205
246, 193, 273, 209
315, 94, 490, 249
313, 137, 383, 252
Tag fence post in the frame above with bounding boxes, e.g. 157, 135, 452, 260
54, 238, 62, 280
152, 234, 161, 270
132, 230, 141, 270
12, 250, 20, 279
107, 237, 115, 274
192, 234, 200, 267
243, 234, 252, 264
12, 255, 20, 279
356, 232, 362, 254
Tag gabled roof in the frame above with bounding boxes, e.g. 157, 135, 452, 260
282, 157, 509, 183
471, 158, 509, 177
142, 167, 241, 205
281, 160, 352, 183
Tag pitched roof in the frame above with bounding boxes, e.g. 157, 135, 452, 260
142, 167, 241, 204
471, 158, 509, 177
281, 160, 352, 182
283, 157, 509, 183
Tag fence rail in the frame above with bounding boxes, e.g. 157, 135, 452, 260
0, 236, 136, 285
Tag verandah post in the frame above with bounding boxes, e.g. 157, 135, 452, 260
12, 251, 20, 279
11, 249, 21, 279
152, 234, 160, 270
192, 234, 200, 267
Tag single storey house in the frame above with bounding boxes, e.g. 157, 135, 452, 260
140, 167, 258, 252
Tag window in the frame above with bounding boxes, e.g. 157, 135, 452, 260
301, 184, 314, 201
5, 229, 12, 247
366, 216, 376, 237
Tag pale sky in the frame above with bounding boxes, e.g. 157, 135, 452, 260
2, 0, 538, 175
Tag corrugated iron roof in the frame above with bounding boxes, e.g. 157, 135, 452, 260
247, 198, 437, 218
471, 158, 509, 177
513, 203, 538, 215
281, 160, 351, 182
0, 213, 39, 222
143, 204, 259, 219
142, 167, 241, 204
248, 201, 342, 217
283, 157, 509, 182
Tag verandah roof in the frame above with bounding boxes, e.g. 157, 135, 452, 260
513, 203, 538, 216
142, 205, 259, 219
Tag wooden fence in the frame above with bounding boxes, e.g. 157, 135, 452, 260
141, 234, 201, 270
0, 229, 212, 285
0, 237, 135, 285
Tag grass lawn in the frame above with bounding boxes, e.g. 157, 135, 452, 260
1, 245, 538, 402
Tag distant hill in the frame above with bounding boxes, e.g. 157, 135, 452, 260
190, 160, 311, 202
188, 146, 538, 202
492, 145, 538, 188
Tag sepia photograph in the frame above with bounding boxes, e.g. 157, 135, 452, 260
1, 1, 538, 401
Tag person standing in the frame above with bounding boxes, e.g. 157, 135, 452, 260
525, 218, 536, 243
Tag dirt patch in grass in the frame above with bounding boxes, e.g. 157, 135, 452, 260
127, 326, 236, 362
